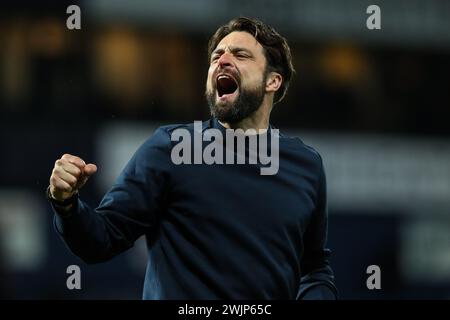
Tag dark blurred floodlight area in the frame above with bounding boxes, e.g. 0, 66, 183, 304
0, 0, 450, 299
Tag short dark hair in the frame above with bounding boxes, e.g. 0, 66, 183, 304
207, 17, 295, 104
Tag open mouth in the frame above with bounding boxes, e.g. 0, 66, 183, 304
216, 74, 238, 98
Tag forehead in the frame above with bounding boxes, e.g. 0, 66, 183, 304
214, 31, 264, 56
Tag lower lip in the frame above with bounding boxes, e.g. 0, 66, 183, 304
217, 90, 238, 102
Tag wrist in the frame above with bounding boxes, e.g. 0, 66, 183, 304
46, 186, 78, 211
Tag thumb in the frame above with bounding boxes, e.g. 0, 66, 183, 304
84, 163, 97, 176
76, 163, 97, 189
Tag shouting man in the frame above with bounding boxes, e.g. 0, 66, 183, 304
47, 17, 337, 299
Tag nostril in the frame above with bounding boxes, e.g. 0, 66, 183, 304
218, 60, 231, 68
218, 55, 232, 67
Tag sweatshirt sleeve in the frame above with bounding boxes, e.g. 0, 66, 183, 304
298, 155, 338, 300
51, 127, 172, 264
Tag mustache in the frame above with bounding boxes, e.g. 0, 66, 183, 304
212, 67, 241, 88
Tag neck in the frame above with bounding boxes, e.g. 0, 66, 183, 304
219, 97, 272, 132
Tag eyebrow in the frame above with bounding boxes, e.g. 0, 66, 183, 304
211, 46, 254, 57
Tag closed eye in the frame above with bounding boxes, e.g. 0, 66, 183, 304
236, 53, 249, 59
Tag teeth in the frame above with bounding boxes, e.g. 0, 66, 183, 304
218, 75, 231, 80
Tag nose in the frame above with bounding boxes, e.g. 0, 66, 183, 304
217, 52, 233, 68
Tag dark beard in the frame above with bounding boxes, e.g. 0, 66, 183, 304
206, 78, 266, 124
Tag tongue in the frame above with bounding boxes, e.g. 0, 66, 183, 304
217, 77, 237, 96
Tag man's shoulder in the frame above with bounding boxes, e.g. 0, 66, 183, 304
277, 129, 324, 165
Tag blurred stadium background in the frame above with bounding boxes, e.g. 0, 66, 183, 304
1, 0, 450, 299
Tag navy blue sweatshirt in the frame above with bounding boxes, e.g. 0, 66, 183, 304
52, 118, 337, 299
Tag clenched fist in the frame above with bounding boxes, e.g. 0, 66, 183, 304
49, 153, 97, 201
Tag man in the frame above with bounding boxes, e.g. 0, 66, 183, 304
47, 17, 337, 299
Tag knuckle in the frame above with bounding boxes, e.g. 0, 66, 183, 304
76, 158, 85, 166
70, 176, 78, 186
74, 168, 82, 178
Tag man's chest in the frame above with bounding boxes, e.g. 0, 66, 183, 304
167, 160, 318, 235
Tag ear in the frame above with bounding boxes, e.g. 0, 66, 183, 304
265, 72, 282, 94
